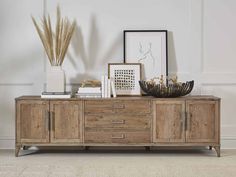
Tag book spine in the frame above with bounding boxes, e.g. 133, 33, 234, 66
41, 95, 71, 98
78, 89, 101, 93
101, 75, 105, 98
108, 79, 111, 98
78, 90, 101, 94
111, 78, 117, 98
104, 75, 108, 98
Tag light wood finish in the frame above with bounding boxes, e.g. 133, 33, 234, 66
85, 131, 150, 144
16, 100, 50, 143
84, 99, 151, 144
153, 101, 185, 143
85, 100, 151, 114
50, 101, 83, 143
85, 114, 150, 130
15, 96, 220, 157
186, 101, 219, 143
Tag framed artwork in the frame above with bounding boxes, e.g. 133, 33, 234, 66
124, 30, 168, 81
108, 63, 141, 95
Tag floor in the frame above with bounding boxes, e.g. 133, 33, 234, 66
0, 148, 236, 177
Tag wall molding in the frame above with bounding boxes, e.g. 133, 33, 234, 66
201, 73, 236, 85
221, 136, 236, 149
0, 136, 14, 150
0, 83, 34, 86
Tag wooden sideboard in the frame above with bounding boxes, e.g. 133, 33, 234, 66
15, 96, 220, 157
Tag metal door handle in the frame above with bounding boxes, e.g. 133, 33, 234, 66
186, 112, 192, 131
50, 111, 55, 131
45, 110, 50, 131
188, 113, 192, 131
180, 112, 185, 132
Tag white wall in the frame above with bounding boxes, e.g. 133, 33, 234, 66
0, 0, 236, 149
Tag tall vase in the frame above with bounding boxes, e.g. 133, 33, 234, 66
46, 66, 65, 93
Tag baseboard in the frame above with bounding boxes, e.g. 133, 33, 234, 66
221, 136, 236, 149
0, 136, 14, 149
1, 137, 236, 150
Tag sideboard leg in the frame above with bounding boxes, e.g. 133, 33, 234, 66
145, 146, 150, 151
209, 146, 212, 150
214, 146, 220, 157
15, 146, 21, 157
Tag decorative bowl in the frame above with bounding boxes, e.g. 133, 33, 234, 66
139, 80, 194, 98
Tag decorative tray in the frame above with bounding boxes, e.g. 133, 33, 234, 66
139, 80, 194, 98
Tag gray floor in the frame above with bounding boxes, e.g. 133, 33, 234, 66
0, 148, 236, 177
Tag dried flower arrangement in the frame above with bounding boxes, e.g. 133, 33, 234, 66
32, 6, 76, 66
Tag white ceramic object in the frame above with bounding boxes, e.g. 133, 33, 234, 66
46, 66, 65, 92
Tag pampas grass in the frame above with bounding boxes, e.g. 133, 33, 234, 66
32, 6, 76, 66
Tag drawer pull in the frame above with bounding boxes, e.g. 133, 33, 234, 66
113, 104, 125, 109
111, 120, 125, 124
180, 112, 185, 132
50, 111, 55, 131
111, 134, 125, 139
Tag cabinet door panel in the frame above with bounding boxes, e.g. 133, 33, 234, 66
186, 101, 219, 143
153, 101, 185, 143
50, 101, 83, 143
17, 100, 49, 143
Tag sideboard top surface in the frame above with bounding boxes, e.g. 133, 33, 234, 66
15, 95, 220, 101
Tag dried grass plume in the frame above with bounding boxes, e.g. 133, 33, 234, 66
32, 6, 76, 66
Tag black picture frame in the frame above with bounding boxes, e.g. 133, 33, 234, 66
123, 30, 168, 82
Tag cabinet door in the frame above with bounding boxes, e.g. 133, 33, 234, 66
16, 100, 50, 143
153, 101, 185, 143
50, 101, 83, 143
186, 101, 219, 143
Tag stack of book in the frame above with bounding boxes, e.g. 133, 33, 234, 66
101, 75, 116, 98
41, 92, 72, 98
76, 87, 102, 98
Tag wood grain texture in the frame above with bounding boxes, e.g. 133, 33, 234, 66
84, 100, 151, 114
16, 100, 50, 143
85, 114, 151, 130
153, 101, 185, 143
186, 100, 219, 143
50, 101, 83, 143
85, 131, 150, 143
15, 96, 221, 157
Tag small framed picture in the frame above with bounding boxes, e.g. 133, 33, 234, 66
108, 63, 141, 96
124, 30, 168, 81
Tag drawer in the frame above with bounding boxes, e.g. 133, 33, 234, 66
85, 114, 150, 130
85, 131, 151, 143
84, 100, 151, 114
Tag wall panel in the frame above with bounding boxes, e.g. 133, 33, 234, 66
0, 0, 236, 148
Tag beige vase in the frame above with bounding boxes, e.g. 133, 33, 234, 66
46, 66, 65, 93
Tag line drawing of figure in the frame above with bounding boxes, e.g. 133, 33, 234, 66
137, 42, 159, 79
138, 42, 155, 67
